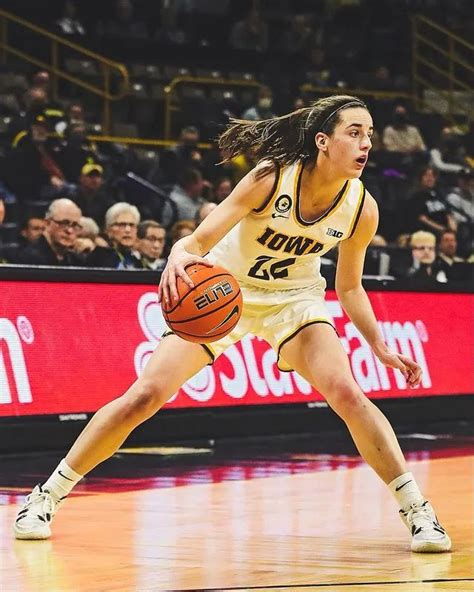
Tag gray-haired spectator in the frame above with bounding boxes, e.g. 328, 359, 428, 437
10, 199, 84, 266
134, 220, 166, 270
86, 202, 141, 269
74, 216, 107, 256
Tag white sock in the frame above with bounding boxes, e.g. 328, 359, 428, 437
42, 459, 83, 502
389, 472, 424, 511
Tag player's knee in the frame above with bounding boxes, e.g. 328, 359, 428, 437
122, 380, 168, 421
323, 379, 364, 418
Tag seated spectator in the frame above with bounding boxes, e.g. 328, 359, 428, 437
195, 202, 217, 226
59, 126, 103, 183
369, 65, 396, 91
86, 202, 142, 269
430, 127, 469, 183
18, 216, 46, 248
214, 176, 234, 203
409, 166, 456, 236
134, 220, 166, 270
67, 101, 86, 128
391, 230, 447, 283
8, 87, 48, 144
74, 216, 108, 256
154, 4, 186, 45
446, 170, 473, 256
229, 7, 269, 52
369, 234, 388, 247
242, 87, 275, 121
68, 163, 115, 227
9, 199, 84, 266
6, 113, 66, 201
97, 0, 148, 40
155, 126, 204, 186
169, 168, 207, 222
382, 105, 427, 174
281, 14, 313, 56
170, 220, 196, 245
437, 230, 464, 267
304, 46, 338, 87
55, 0, 85, 36
227, 149, 258, 184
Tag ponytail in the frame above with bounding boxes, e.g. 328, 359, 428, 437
218, 94, 367, 170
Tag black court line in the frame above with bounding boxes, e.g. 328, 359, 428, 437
161, 578, 474, 592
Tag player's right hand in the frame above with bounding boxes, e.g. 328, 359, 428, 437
158, 241, 212, 307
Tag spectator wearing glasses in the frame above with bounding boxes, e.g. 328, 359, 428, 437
11, 199, 84, 266
86, 202, 141, 269
134, 221, 167, 270
392, 231, 447, 283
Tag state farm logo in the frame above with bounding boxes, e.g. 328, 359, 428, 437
134, 292, 432, 404
0, 317, 33, 404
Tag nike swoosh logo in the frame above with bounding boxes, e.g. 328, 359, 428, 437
205, 305, 239, 334
58, 470, 75, 481
395, 480, 412, 491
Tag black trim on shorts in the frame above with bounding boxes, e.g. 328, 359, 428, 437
252, 160, 281, 213
276, 320, 338, 372
161, 331, 215, 365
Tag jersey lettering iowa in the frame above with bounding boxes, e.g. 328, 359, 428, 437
256, 226, 325, 255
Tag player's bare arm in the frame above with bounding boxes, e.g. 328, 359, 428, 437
336, 192, 422, 388
159, 164, 277, 304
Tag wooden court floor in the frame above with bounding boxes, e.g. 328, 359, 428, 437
1, 454, 473, 592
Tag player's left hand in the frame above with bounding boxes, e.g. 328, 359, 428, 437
375, 350, 422, 388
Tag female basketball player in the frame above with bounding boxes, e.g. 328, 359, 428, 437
14, 95, 451, 552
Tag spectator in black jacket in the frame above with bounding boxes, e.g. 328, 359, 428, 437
10, 198, 83, 266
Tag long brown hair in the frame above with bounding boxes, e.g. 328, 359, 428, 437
218, 94, 368, 168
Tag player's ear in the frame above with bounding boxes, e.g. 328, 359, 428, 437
315, 132, 328, 152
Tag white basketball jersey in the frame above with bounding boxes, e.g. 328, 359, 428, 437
210, 160, 366, 290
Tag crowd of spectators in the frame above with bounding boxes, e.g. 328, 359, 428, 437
0, 0, 472, 285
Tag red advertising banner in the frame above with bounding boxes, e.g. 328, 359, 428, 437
1, 281, 473, 417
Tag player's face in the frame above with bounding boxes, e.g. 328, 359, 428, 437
325, 107, 373, 178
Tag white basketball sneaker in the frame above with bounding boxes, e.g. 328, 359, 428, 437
13, 484, 61, 540
400, 500, 451, 552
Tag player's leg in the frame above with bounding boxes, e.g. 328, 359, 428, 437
14, 335, 211, 540
279, 323, 451, 552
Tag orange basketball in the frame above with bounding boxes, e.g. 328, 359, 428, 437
161, 263, 243, 343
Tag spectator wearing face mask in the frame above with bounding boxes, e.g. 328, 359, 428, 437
242, 87, 275, 121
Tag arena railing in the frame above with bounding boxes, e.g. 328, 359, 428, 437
412, 15, 473, 128
0, 8, 129, 133
164, 75, 264, 140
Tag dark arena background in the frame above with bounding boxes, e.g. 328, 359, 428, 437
0, 1, 473, 591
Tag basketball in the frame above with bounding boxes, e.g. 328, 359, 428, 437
161, 263, 243, 343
